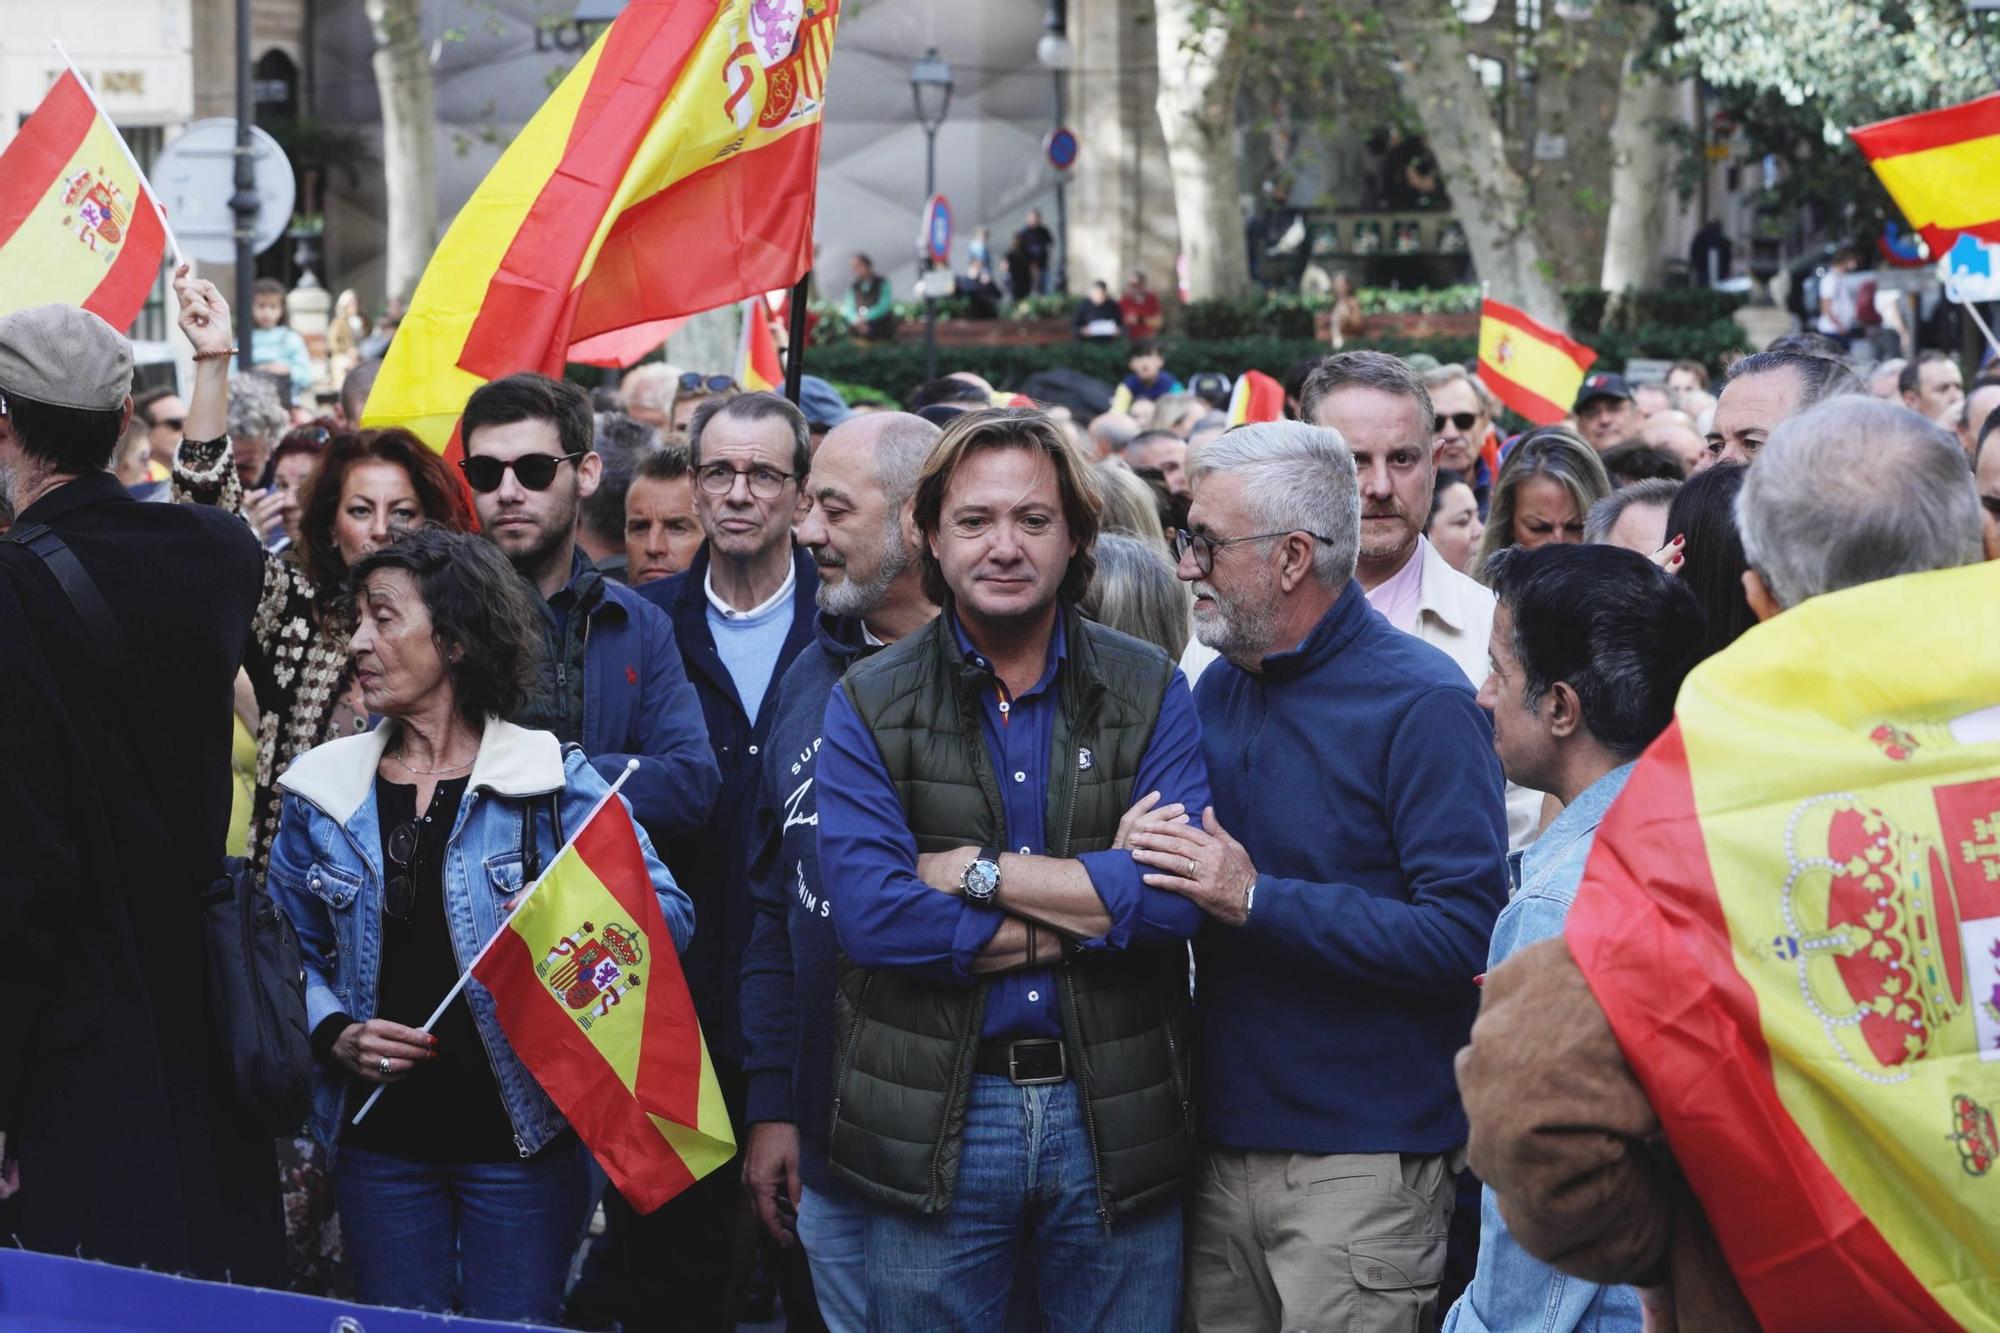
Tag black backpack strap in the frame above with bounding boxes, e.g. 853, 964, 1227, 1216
519, 744, 584, 880
5, 522, 131, 662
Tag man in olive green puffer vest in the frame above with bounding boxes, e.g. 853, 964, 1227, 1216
816, 408, 1212, 1329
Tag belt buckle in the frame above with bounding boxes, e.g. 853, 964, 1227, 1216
1008, 1039, 1066, 1086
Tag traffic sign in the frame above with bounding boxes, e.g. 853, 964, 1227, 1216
150, 119, 296, 265
921, 193, 952, 265
1045, 127, 1078, 172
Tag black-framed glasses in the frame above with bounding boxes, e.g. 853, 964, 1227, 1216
385, 821, 419, 920
151, 415, 186, 432
1433, 411, 1479, 433
696, 462, 794, 499
1172, 527, 1337, 577
679, 372, 737, 395
458, 451, 586, 493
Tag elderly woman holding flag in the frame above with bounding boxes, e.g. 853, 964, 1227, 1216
266, 526, 694, 1322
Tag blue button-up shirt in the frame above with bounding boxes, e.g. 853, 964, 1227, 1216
819, 612, 1211, 1038
1444, 763, 1643, 1333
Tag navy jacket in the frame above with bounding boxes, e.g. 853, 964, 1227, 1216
739, 610, 871, 1188
574, 571, 721, 842
1191, 581, 1508, 1156
637, 542, 818, 1062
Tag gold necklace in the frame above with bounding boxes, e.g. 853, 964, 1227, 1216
390, 750, 474, 776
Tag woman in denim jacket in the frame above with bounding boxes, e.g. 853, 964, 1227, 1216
267, 527, 693, 1322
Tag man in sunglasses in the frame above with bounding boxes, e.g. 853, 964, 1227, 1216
458, 371, 719, 848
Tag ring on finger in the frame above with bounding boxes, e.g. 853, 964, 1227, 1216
1186, 857, 1197, 877
377, 1056, 393, 1075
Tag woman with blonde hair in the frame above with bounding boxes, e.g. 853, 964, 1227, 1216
1079, 531, 1193, 660
1092, 459, 1168, 546
1473, 426, 1611, 583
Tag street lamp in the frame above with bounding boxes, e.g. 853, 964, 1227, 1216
910, 48, 953, 380
1039, 0, 1071, 295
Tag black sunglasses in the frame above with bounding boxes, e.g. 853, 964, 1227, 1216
1433, 411, 1479, 433
458, 451, 586, 493
151, 415, 186, 431
385, 821, 419, 920
679, 372, 737, 395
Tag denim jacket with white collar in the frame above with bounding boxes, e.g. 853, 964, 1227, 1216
267, 715, 693, 1158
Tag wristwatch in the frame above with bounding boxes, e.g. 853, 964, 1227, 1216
961, 847, 1003, 906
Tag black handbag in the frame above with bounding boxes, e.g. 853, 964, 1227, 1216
7, 521, 313, 1133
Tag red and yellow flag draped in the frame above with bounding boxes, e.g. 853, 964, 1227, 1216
736, 295, 783, 392
0, 71, 167, 329
1565, 560, 2000, 1329
363, 0, 840, 453
1476, 299, 1596, 426
473, 793, 733, 1212
1851, 93, 2000, 257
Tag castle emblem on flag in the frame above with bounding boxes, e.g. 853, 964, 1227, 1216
535, 919, 644, 1030
58, 166, 129, 261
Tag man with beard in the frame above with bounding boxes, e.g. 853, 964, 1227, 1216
1129, 419, 1507, 1333
739, 411, 941, 1331
460, 372, 717, 836
631, 390, 819, 1328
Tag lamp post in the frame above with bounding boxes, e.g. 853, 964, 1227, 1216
1039, 0, 1072, 295
910, 48, 953, 382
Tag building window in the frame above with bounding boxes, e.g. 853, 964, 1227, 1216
125, 125, 170, 345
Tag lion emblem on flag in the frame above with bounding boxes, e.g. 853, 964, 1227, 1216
58, 166, 129, 260
535, 919, 644, 1030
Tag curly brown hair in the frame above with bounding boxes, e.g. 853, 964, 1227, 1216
298, 427, 471, 593
912, 407, 1101, 609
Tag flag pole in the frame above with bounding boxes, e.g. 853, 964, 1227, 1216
50, 41, 187, 271
1958, 292, 2000, 365
782, 272, 811, 405
351, 759, 640, 1126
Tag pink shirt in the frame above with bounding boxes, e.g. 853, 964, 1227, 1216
1364, 538, 1427, 634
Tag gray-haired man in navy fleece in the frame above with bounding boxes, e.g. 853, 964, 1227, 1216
1131, 419, 1509, 1332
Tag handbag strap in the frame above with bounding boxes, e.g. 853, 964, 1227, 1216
5, 522, 132, 663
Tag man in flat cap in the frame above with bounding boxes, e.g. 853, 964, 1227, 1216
0, 303, 280, 1282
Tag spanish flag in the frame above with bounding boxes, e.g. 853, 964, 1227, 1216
1851, 93, 2000, 256
1226, 369, 1285, 425
737, 295, 783, 392
1476, 299, 1596, 427
363, 0, 840, 452
1565, 560, 2000, 1329
472, 790, 734, 1211
0, 71, 167, 330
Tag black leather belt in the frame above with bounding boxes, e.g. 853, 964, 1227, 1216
974, 1037, 1068, 1085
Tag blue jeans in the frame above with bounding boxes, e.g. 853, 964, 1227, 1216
799, 1181, 868, 1332
335, 1140, 592, 1322
863, 1074, 1182, 1331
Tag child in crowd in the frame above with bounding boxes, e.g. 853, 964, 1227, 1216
1110, 339, 1184, 414
249, 277, 314, 402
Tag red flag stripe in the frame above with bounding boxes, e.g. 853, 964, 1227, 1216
1565, 724, 1952, 1330
83, 191, 165, 330
1476, 359, 1567, 426
1481, 298, 1596, 369
476, 924, 698, 1212
0, 72, 97, 252
1850, 92, 2000, 161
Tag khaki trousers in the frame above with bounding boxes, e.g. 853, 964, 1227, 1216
1183, 1148, 1458, 1333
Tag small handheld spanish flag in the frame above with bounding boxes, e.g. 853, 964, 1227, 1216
1476, 299, 1597, 427
1851, 93, 2000, 257
1225, 369, 1286, 426
736, 295, 784, 393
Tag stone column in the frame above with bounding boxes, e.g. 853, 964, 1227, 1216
1067, 0, 1179, 296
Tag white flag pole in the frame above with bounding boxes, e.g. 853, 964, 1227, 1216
1959, 292, 2000, 365
350, 760, 640, 1126
50, 41, 187, 271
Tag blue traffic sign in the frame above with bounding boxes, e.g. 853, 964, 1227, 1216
1045, 127, 1079, 172
922, 194, 952, 264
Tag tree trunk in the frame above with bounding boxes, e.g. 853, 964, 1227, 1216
1600, 59, 1677, 294
365, 0, 437, 304
665, 304, 742, 380
1153, 0, 1253, 301
1376, 3, 1570, 329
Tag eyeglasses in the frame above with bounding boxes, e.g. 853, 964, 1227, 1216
1172, 526, 1337, 577
696, 462, 794, 499
385, 821, 419, 920
1433, 411, 1479, 434
458, 451, 586, 493
151, 416, 186, 432
679, 372, 737, 395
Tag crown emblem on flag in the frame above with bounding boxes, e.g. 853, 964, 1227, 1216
1871, 723, 1921, 762
1495, 335, 1515, 366
535, 919, 645, 1030
57, 166, 129, 260
1949, 1092, 1998, 1176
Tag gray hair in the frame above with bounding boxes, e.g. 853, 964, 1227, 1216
1585, 477, 1682, 545
1088, 411, 1139, 454
583, 412, 661, 547
1723, 350, 1864, 411
1737, 397, 1981, 610
228, 378, 288, 446
869, 411, 942, 510
1421, 362, 1497, 417
687, 390, 811, 482
619, 362, 682, 415
1299, 350, 1435, 432
1078, 532, 1192, 660
1190, 420, 1360, 586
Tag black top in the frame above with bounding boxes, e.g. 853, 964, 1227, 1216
338, 775, 525, 1162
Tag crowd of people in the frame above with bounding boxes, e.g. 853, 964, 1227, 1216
2, 253, 1998, 1333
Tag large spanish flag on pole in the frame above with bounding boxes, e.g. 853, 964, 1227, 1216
473, 781, 734, 1212
1851, 93, 2000, 257
1565, 560, 2000, 1329
1476, 299, 1596, 426
363, 0, 840, 453
0, 67, 172, 329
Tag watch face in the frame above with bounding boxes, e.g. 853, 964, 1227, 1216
965, 859, 1000, 901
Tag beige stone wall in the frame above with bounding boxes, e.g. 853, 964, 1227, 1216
1067, 0, 1180, 297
